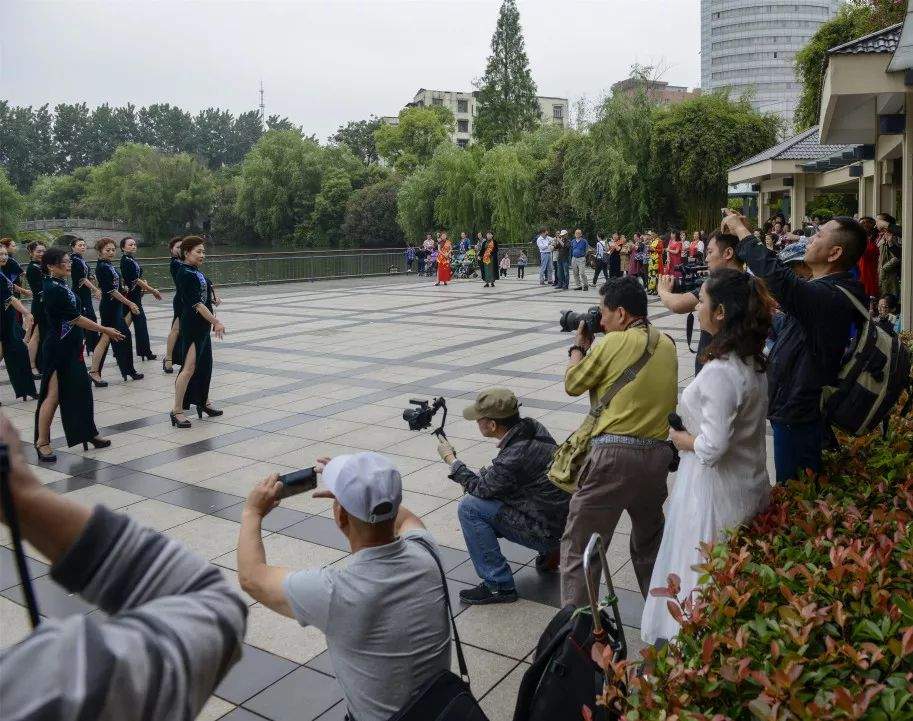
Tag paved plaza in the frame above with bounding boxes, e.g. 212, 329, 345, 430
0, 272, 774, 721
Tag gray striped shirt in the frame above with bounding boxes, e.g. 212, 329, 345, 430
0, 506, 247, 721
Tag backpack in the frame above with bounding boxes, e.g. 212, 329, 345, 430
512, 534, 627, 721
821, 286, 912, 436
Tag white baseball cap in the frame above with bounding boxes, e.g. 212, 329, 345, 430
322, 452, 402, 524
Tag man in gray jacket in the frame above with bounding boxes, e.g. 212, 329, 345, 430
437, 389, 568, 605
0, 414, 246, 721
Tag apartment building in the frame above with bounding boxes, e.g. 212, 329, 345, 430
700, 0, 842, 129
610, 77, 701, 105
392, 88, 568, 147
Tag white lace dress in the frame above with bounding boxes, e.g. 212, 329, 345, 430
641, 354, 771, 644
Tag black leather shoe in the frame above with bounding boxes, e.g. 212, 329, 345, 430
458, 583, 518, 606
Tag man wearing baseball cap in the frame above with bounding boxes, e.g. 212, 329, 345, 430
237, 452, 450, 721
436, 388, 568, 605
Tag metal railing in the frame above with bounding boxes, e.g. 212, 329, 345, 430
136, 244, 536, 290
21, 218, 134, 231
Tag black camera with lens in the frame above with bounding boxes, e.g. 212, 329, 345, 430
559, 307, 601, 334
674, 264, 709, 294
402, 397, 448, 438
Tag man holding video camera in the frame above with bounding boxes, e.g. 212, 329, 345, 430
657, 230, 744, 375
436, 389, 568, 605
0, 414, 246, 721
560, 277, 678, 606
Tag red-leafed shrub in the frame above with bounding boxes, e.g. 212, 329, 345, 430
589, 333, 913, 720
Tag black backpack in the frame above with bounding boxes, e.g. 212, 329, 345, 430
512, 534, 627, 721
385, 537, 489, 721
822, 287, 912, 436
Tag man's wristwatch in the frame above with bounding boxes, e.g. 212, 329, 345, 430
568, 345, 587, 357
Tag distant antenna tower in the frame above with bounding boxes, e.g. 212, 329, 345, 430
259, 80, 265, 124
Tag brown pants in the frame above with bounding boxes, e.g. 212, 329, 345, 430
559, 442, 671, 607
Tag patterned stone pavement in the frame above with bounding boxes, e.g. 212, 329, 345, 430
0, 271, 775, 721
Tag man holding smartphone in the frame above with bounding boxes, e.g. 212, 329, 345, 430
237, 452, 450, 721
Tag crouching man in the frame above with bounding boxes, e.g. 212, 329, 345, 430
437, 388, 569, 605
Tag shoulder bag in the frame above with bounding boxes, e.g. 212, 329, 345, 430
547, 326, 660, 494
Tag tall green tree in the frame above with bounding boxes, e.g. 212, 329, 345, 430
794, 0, 906, 132
194, 108, 235, 169
0, 168, 25, 237
342, 177, 404, 247
652, 92, 780, 231
432, 145, 486, 235
54, 102, 93, 173
374, 106, 454, 174
0, 102, 55, 191
472, 0, 541, 148
136, 103, 195, 154
26, 168, 91, 218
396, 164, 441, 241
227, 110, 264, 165
330, 117, 383, 165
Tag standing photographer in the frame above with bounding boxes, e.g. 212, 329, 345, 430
0, 414, 246, 720
657, 231, 744, 375
560, 277, 678, 606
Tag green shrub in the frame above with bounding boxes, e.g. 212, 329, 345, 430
591, 355, 913, 720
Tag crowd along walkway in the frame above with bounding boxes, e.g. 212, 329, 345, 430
0, 272, 775, 721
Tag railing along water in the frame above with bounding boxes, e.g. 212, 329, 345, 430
138, 244, 535, 291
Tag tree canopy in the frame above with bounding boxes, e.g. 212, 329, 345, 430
472, 0, 541, 148
330, 117, 383, 165
374, 106, 454, 174
0, 169, 24, 238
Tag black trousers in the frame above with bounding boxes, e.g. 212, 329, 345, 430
593, 258, 609, 285
517, 266, 525, 278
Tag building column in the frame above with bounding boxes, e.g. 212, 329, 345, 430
758, 191, 768, 226
858, 176, 867, 217
790, 175, 806, 229
901, 92, 913, 332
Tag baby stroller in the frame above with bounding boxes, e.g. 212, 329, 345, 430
458, 249, 479, 279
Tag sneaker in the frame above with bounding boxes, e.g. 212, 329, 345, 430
459, 583, 518, 605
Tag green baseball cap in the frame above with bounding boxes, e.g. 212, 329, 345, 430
463, 388, 521, 421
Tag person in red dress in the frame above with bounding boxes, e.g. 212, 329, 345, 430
436, 232, 453, 286
666, 231, 684, 277
857, 216, 880, 301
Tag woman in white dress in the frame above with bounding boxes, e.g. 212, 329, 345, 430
642, 268, 774, 644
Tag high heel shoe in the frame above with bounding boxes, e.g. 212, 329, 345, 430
122, 371, 144, 381
89, 373, 108, 388
170, 411, 192, 428
197, 404, 224, 419
82, 437, 111, 450
34, 442, 57, 463
141, 353, 158, 361
31, 369, 42, 380
162, 357, 174, 374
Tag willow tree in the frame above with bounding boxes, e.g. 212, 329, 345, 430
476, 143, 538, 243
396, 164, 440, 242
652, 92, 780, 232
432, 145, 487, 236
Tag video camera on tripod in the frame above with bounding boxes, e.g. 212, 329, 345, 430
402, 397, 449, 439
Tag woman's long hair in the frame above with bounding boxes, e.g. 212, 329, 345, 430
699, 269, 775, 371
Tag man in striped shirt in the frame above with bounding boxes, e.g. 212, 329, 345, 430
0, 414, 247, 721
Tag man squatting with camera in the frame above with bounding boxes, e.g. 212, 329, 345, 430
435, 389, 570, 605
657, 230, 744, 375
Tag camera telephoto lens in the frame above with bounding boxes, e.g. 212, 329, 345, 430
559, 307, 601, 334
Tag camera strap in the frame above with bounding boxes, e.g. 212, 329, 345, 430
686, 312, 697, 353
0, 444, 41, 627
588, 325, 659, 423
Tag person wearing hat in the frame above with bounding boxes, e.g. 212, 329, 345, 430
237, 452, 451, 721
436, 389, 568, 605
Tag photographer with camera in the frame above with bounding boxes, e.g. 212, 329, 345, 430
721, 209, 868, 485
657, 230, 744, 375
435, 389, 568, 605
237, 452, 451, 721
0, 413, 246, 721
559, 277, 678, 606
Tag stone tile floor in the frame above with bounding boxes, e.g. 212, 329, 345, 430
0, 271, 775, 721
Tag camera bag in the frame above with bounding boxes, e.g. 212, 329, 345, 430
547, 326, 660, 494
384, 537, 489, 721
821, 286, 912, 436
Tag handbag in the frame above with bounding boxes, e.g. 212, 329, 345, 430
547, 326, 660, 494
385, 537, 489, 721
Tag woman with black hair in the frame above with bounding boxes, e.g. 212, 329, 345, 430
89, 237, 143, 385
69, 237, 101, 355
33, 247, 125, 462
24, 241, 47, 377
120, 236, 162, 361
170, 236, 225, 428
163, 236, 184, 374
0, 243, 37, 401
641, 269, 774, 644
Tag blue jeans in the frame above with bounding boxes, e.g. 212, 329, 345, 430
771, 419, 824, 485
539, 251, 553, 283
457, 495, 557, 591
556, 259, 570, 289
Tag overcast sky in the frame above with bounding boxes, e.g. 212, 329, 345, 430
1, 0, 701, 141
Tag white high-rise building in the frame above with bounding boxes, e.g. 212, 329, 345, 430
701, 0, 842, 131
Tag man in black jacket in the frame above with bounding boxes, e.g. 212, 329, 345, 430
722, 210, 867, 484
437, 389, 568, 605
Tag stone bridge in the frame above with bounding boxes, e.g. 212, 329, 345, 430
19, 219, 144, 247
